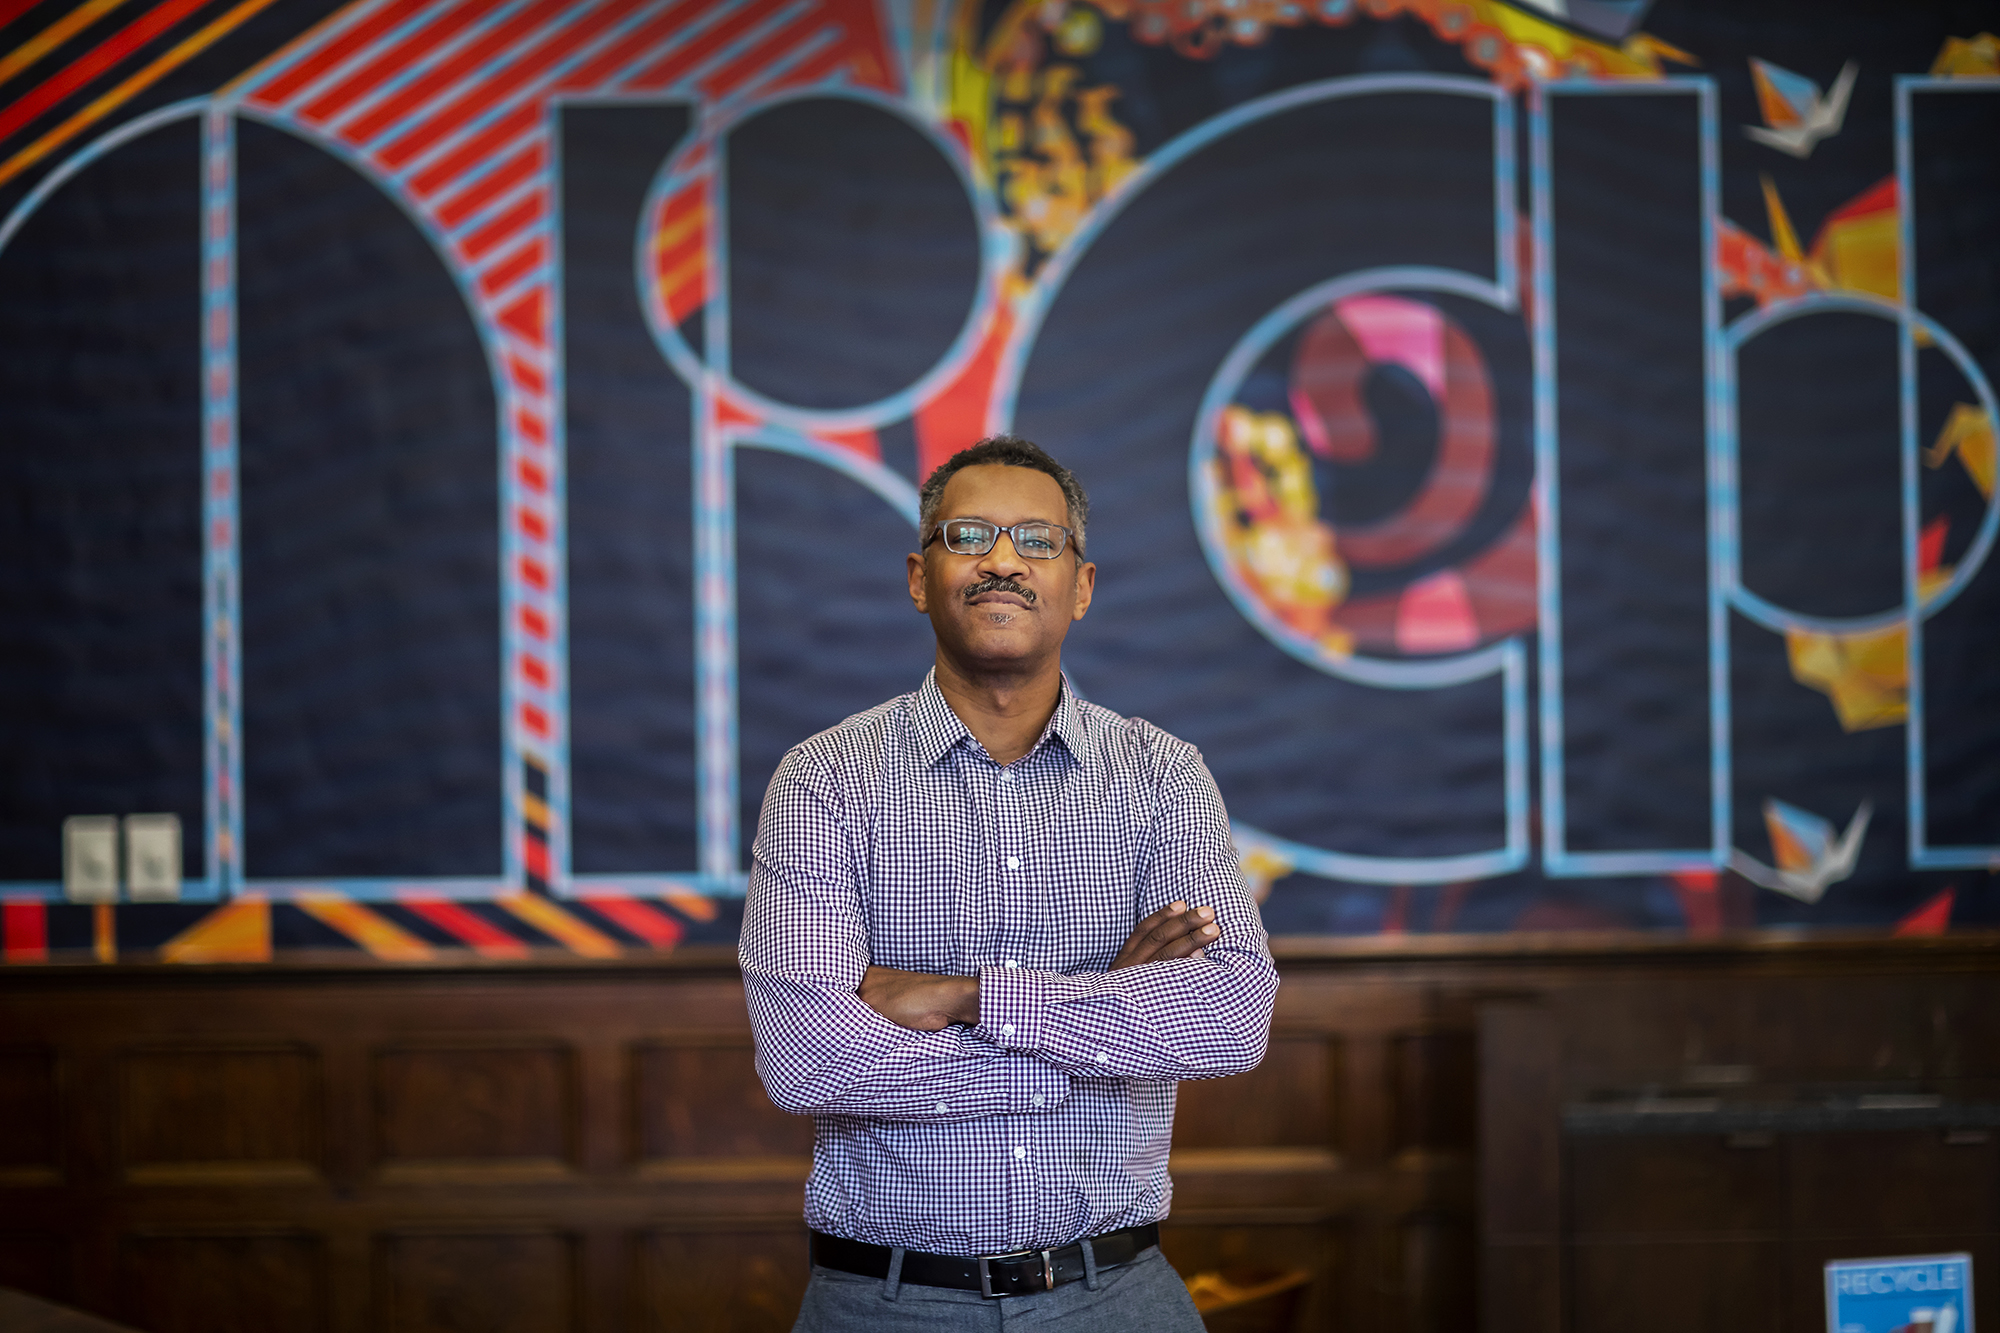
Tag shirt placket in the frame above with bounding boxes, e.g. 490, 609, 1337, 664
993, 753, 1034, 1248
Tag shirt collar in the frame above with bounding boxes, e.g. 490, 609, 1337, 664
908, 669, 1089, 771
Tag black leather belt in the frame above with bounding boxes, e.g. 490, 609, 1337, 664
810, 1222, 1159, 1298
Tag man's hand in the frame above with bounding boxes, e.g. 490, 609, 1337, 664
1111, 901, 1219, 970
859, 967, 979, 1031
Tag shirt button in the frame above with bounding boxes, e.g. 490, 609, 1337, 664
1005, 959, 1018, 969
936, 1102, 948, 1113
1096, 1051, 1110, 1063
1014, 1146, 1027, 1160
1032, 1093, 1046, 1108
1002, 1023, 1015, 1036
1006, 856, 1021, 870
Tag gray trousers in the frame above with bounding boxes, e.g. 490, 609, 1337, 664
790, 1245, 1206, 1331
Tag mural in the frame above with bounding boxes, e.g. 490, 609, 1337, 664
0, 0, 1995, 962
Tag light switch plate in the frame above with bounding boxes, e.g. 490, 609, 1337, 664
63, 815, 120, 902
124, 814, 182, 902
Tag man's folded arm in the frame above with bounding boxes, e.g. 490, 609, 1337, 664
742, 967, 1071, 1120
976, 751, 1279, 1082
739, 753, 1072, 1123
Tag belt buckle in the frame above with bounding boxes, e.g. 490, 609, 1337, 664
977, 1249, 1057, 1298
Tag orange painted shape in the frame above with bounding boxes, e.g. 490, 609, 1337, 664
497, 893, 619, 958
161, 897, 271, 963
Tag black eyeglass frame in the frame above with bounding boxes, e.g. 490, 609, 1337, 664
923, 517, 1081, 560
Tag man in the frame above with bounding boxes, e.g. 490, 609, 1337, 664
740, 435, 1279, 1329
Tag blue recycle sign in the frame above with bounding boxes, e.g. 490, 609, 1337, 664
1826, 1253, 1975, 1333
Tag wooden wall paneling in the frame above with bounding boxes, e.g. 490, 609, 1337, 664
117, 1229, 326, 1333
373, 1041, 578, 1182
629, 1034, 812, 1171
635, 1224, 809, 1333
375, 1228, 581, 1333
1478, 1000, 1561, 1333
1173, 1032, 1340, 1152
1788, 1130, 2000, 1237
1391, 1029, 1476, 1158
1395, 1210, 1476, 1333
118, 1044, 321, 1186
0, 1231, 72, 1306
0, 1044, 60, 1186
1569, 1238, 1785, 1333
1568, 1134, 1785, 1236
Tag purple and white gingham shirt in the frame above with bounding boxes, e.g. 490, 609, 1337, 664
740, 670, 1278, 1256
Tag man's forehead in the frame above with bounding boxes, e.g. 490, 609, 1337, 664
936, 464, 1068, 520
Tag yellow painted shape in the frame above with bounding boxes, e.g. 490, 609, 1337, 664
1931, 33, 2000, 76
1926, 403, 1997, 498
1786, 625, 1908, 732
1813, 208, 1900, 303
498, 893, 620, 958
1760, 173, 1806, 265
161, 897, 270, 963
1237, 845, 1294, 905
93, 903, 116, 963
1477, 1, 1664, 76
295, 894, 433, 961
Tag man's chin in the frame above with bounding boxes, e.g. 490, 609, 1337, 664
947, 627, 1058, 671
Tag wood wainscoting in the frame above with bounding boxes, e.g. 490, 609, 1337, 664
2, 933, 1996, 1332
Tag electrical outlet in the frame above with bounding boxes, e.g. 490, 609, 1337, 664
124, 814, 182, 902
63, 815, 119, 902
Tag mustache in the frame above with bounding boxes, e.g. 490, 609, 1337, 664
964, 575, 1036, 606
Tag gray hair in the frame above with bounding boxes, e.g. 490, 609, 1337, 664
916, 435, 1089, 558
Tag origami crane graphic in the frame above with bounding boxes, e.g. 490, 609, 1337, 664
1729, 797, 1872, 904
1744, 58, 1858, 158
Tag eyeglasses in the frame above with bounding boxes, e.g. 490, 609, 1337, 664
925, 517, 1077, 560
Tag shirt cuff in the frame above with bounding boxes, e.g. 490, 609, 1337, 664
976, 962, 1043, 1054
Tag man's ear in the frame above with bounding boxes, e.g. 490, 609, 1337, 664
1071, 558, 1096, 621
907, 550, 929, 613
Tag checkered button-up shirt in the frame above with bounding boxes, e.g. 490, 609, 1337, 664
740, 671, 1278, 1256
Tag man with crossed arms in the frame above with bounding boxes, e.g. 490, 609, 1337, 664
741, 436, 1279, 1329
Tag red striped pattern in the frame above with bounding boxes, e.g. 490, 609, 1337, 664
402, 899, 530, 956
579, 896, 684, 948
377, 0, 657, 170
235, 0, 905, 887
0, 0, 50, 31
0, 0, 216, 144
244, 0, 900, 336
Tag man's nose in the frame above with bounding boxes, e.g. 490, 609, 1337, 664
978, 530, 1031, 578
